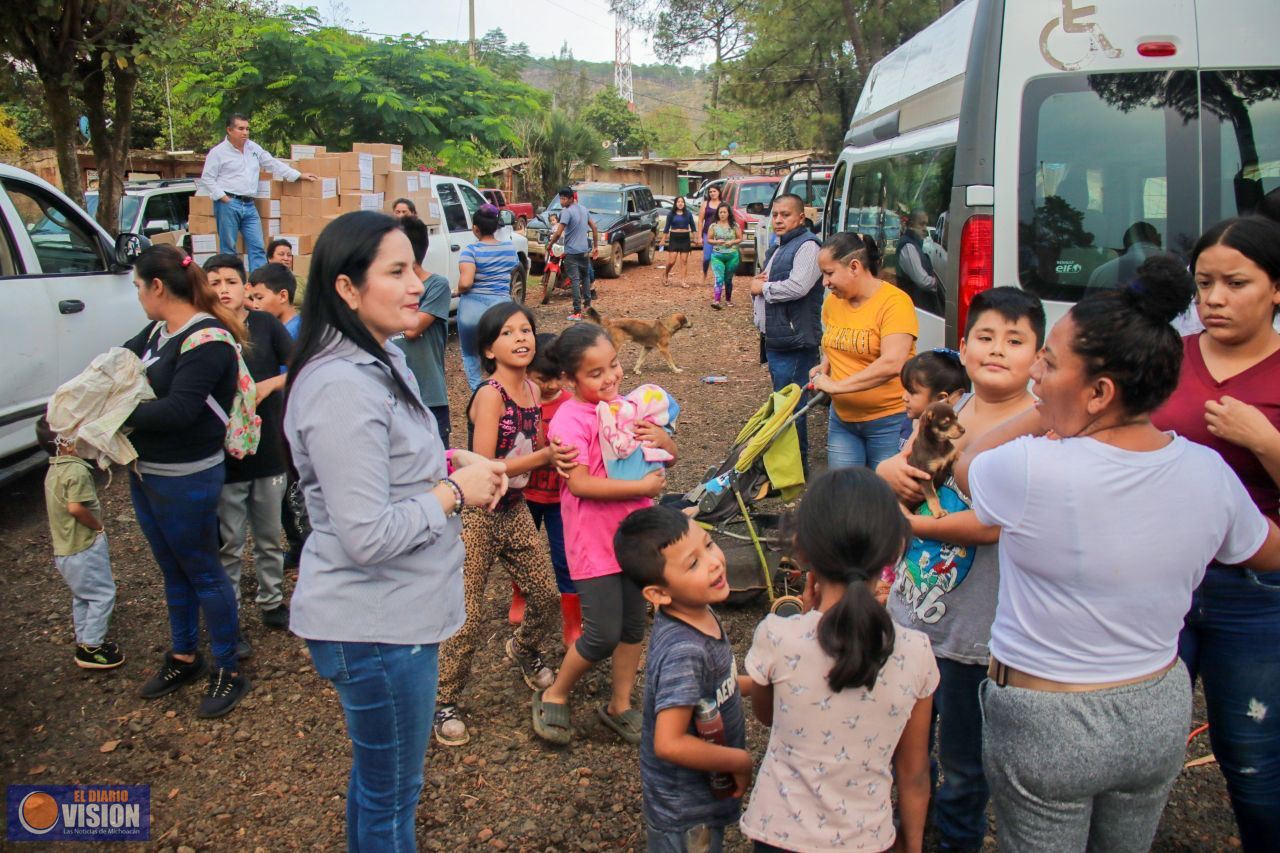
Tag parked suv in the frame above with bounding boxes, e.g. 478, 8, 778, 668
525, 182, 659, 278
0, 164, 148, 481
85, 179, 195, 238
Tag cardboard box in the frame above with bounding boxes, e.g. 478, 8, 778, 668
283, 177, 338, 199
279, 215, 328, 235
188, 213, 217, 234
372, 174, 387, 195
340, 192, 386, 213
290, 144, 326, 160
337, 152, 374, 174
385, 170, 421, 198
369, 155, 391, 176
340, 171, 374, 193
272, 234, 316, 256
149, 230, 186, 247
353, 143, 403, 169
279, 195, 302, 218
190, 195, 214, 217
190, 233, 220, 254
293, 253, 312, 282
253, 179, 276, 199
193, 251, 215, 267
298, 157, 341, 179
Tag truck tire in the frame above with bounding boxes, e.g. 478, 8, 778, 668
510, 265, 527, 303
599, 245, 624, 279
637, 235, 655, 265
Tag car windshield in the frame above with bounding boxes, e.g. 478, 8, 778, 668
736, 182, 778, 207
544, 191, 624, 217
789, 178, 830, 206
85, 194, 141, 231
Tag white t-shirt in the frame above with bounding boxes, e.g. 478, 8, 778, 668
969, 434, 1268, 683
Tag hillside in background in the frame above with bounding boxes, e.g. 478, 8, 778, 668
523, 56, 711, 151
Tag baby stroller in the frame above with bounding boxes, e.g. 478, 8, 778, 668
683, 383, 828, 617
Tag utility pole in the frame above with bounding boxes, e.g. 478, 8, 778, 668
468, 0, 477, 64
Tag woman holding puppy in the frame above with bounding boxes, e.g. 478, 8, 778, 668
1152, 215, 1280, 851
954, 256, 1280, 851
809, 231, 918, 470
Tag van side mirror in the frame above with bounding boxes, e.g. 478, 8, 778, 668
114, 233, 151, 268
498, 209, 515, 227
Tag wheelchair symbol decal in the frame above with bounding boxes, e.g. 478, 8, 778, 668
1040, 1, 1123, 71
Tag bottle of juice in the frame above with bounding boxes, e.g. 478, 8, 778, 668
694, 698, 736, 799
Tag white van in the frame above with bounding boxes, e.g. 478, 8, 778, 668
422, 174, 530, 312
826, 0, 1280, 347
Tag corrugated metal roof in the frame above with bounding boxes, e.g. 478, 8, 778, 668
480, 157, 530, 174
728, 149, 821, 165
683, 159, 731, 172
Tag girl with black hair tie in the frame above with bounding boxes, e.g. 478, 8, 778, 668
740, 467, 938, 852
283, 211, 508, 851
954, 256, 1280, 851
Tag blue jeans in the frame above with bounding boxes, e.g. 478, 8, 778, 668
561, 252, 592, 312
930, 658, 990, 850
646, 822, 725, 853
129, 465, 240, 670
827, 408, 909, 471
214, 197, 267, 272
457, 291, 511, 390
764, 346, 819, 466
1180, 564, 1280, 852
308, 641, 439, 853
528, 500, 573, 593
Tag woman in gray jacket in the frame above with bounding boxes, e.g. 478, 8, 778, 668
284, 211, 507, 852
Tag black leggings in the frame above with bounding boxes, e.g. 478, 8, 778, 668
573, 573, 647, 662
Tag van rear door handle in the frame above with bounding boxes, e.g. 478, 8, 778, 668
450, 244, 461, 252
58, 299, 85, 315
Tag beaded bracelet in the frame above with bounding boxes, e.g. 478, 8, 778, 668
440, 477, 465, 517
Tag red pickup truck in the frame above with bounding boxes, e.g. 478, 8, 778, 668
480, 189, 535, 228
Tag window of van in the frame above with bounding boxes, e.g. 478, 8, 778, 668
1203, 69, 1280, 223
842, 146, 954, 315
1018, 71, 1200, 302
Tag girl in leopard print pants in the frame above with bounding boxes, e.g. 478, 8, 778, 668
434, 303, 562, 746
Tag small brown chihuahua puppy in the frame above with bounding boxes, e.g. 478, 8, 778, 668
906, 401, 966, 518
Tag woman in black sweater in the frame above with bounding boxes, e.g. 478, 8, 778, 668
123, 245, 249, 718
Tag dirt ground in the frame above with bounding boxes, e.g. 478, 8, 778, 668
0, 255, 1239, 850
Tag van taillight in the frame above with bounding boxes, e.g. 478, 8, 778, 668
957, 214, 994, 335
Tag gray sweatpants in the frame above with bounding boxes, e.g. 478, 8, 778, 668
218, 475, 287, 609
981, 661, 1191, 852
54, 533, 116, 645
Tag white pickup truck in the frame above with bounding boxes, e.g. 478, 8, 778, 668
419, 174, 531, 311
0, 164, 149, 481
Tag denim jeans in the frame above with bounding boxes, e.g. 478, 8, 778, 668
528, 500, 574, 593
308, 640, 439, 853
1180, 564, 1280, 852
646, 822, 725, 853
930, 658, 990, 850
764, 346, 819, 466
429, 405, 451, 450
561, 252, 592, 312
827, 408, 909, 471
213, 197, 267, 272
457, 291, 511, 390
129, 464, 240, 670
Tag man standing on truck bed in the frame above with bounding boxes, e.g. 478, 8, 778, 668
199, 113, 318, 272
544, 187, 599, 321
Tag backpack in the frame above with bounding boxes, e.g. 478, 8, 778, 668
178, 327, 262, 459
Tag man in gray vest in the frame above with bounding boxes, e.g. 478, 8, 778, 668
750, 194, 824, 466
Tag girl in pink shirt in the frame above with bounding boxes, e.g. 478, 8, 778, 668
533, 324, 676, 746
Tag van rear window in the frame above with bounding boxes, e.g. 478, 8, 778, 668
1018, 71, 1199, 303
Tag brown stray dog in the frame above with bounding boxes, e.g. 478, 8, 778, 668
906, 401, 966, 518
584, 306, 691, 375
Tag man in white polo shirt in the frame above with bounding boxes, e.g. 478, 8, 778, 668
199, 113, 318, 271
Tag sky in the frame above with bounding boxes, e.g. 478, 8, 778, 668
344, 0, 706, 66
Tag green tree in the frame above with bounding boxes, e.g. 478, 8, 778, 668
515, 110, 609, 203
645, 105, 697, 157
581, 88, 654, 156
547, 43, 592, 116
615, 0, 751, 108
0, 0, 209, 231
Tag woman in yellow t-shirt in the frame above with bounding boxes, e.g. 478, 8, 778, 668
810, 232, 918, 469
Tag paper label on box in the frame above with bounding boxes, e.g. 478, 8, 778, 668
191, 234, 219, 253
276, 235, 302, 255
291, 144, 317, 160
429, 202, 441, 220
357, 152, 373, 175
268, 219, 281, 236
255, 180, 273, 198
390, 150, 403, 168
321, 177, 337, 199
407, 174, 419, 193
270, 200, 281, 218
361, 193, 385, 211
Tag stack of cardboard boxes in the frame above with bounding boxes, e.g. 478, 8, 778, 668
186, 142, 436, 282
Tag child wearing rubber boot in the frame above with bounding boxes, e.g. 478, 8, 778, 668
532, 323, 675, 746
509, 334, 582, 648
618, 505, 750, 853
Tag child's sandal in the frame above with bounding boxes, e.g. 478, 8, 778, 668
596, 704, 642, 745
532, 690, 572, 745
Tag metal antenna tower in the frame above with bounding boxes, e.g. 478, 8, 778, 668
614, 19, 634, 107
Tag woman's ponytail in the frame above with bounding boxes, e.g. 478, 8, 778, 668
793, 468, 909, 692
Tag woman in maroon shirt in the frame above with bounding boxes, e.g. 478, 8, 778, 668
1152, 215, 1280, 852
